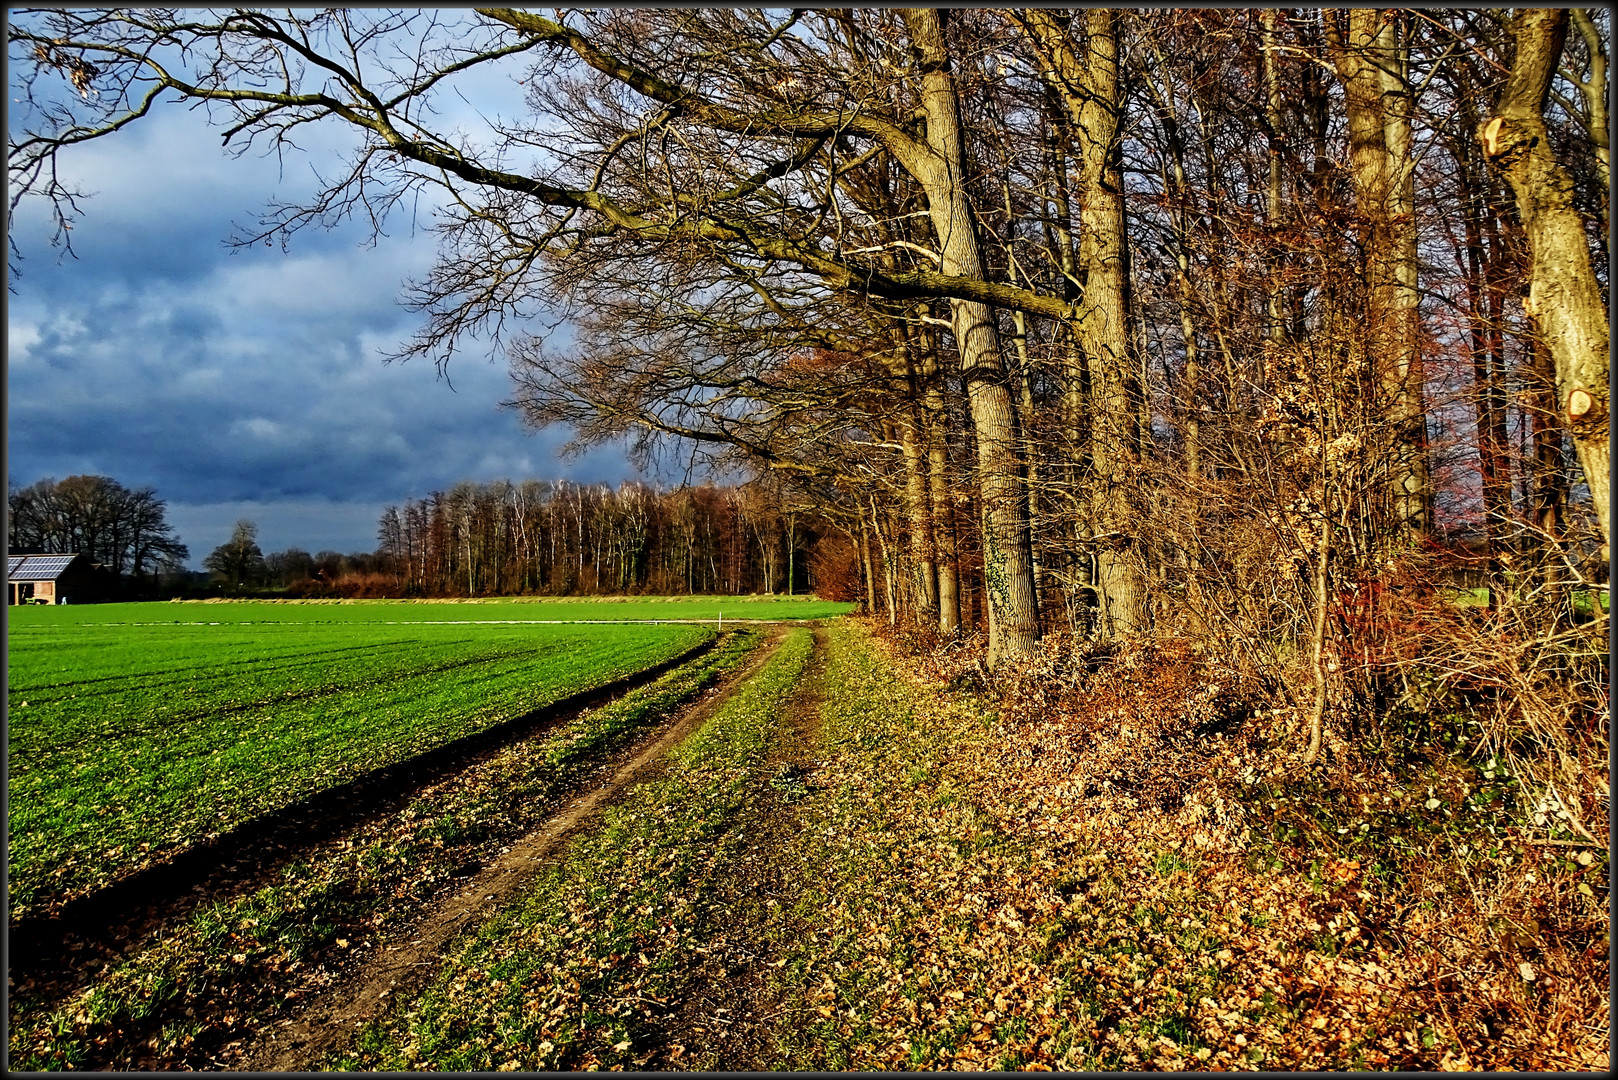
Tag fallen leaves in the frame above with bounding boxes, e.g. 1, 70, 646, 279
772, 621, 1609, 1072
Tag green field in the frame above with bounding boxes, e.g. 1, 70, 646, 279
1447, 586, 1610, 615
341, 626, 818, 1071
12, 594, 853, 625
7, 602, 726, 920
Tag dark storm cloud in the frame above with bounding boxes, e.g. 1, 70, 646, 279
7, 99, 634, 563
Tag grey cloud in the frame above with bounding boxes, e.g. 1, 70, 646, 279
7, 94, 639, 565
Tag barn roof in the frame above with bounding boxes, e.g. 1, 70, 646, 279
8, 554, 82, 581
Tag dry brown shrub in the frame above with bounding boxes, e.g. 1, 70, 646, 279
334, 572, 399, 599
1337, 551, 1610, 844
991, 633, 1266, 812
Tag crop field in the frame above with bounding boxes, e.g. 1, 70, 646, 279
8, 602, 716, 920
23, 594, 854, 624
339, 627, 818, 1071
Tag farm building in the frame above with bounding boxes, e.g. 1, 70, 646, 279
8, 553, 100, 605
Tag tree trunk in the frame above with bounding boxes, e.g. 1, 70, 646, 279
857, 506, 878, 616
1138, 50, 1204, 478
870, 494, 899, 628
1019, 7, 1145, 639
1011, 308, 1048, 626
1332, 9, 1432, 547
1262, 7, 1285, 331
1456, 118, 1510, 603
1073, 8, 1143, 639
919, 336, 963, 634
1528, 338, 1570, 551
1480, 7, 1611, 554
1567, 9, 1610, 230
902, 8, 1040, 664
1303, 503, 1333, 767
893, 330, 940, 624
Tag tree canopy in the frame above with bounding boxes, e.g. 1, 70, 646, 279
8, 474, 189, 578
9, 9, 1609, 686
201, 518, 266, 590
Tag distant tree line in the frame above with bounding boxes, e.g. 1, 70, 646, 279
6, 474, 842, 602
7, 475, 189, 591
210, 517, 399, 599
375, 479, 838, 599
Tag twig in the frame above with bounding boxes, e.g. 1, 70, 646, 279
1547, 781, 1603, 844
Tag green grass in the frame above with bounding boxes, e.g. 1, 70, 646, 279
14, 595, 853, 626
337, 627, 816, 1071
1572, 588, 1610, 617
8, 603, 714, 919
1446, 586, 1609, 615
8, 630, 770, 1071
770, 620, 1013, 1070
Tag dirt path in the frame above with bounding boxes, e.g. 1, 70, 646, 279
8, 637, 718, 1000
634, 626, 829, 1070
240, 627, 790, 1071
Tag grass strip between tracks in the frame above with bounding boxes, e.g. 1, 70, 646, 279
336, 626, 816, 1072
8, 629, 766, 1071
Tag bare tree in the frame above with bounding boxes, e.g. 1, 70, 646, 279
203, 519, 265, 591
8, 474, 188, 581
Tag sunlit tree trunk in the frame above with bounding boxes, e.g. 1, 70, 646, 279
891, 326, 940, 625
902, 8, 1040, 664
1331, 9, 1432, 548
1025, 8, 1145, 638
917, 335, 963, 634
857, 505, 878, 616
868, 493, 899, 628
1480, 7, 1611, 554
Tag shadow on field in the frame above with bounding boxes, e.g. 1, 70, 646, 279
8, 637, 718, 989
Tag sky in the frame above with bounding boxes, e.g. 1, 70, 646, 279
6, 23, 641, 567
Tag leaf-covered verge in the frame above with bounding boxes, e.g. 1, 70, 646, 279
334, 626, 817, 1071
773, 620, 1606, 1070
7, 629, 764, 1072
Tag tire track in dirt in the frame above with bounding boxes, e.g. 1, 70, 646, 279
241, 626, 791, 1071
635, 625, 830, 1070
8, 635, 718, 995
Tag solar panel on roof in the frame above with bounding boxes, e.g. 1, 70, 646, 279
8, 556, 26, 574
10, 554, 79, 580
